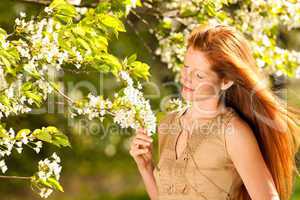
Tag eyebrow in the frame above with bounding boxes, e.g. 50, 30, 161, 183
184, 64, 209, 75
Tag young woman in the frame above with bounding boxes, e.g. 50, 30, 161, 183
129, 24, 300, 200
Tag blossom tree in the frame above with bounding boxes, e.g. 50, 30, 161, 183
0, 0, 156, 198
1, 0, 300, 198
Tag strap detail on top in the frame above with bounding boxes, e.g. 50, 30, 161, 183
157, 111, 177, 158
222, 109, 236, 160
185, 107, 237, 198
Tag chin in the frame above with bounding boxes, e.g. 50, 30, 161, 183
181, 91, 194, 101
181, 91, 212, 102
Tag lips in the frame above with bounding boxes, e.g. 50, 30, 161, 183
182, 84, 194, 92
180, 78, 194, 92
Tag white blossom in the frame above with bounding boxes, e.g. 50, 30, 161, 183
37, 153, 62, 183
20, 12, 26, 18
44, 7, 53, 14
39, 188, 53, 198
0, 160, 8, 173
296, 67, 300, 79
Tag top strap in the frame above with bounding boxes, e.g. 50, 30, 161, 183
222, 108, 236, 160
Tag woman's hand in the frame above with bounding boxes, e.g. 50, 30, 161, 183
129, 127, 154, 172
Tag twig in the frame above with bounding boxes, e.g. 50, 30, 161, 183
0, 175, 31, 180
44, 79, 74, 104
12, 0, 50, 5
12, 0, 99, 7
125, 19, 158, 61
130, 10, 151, 27
52, 85, 74, 104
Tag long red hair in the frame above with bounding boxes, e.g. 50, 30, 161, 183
186, 24, 300, 200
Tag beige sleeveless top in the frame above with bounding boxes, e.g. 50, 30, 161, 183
153, 106, 243, 200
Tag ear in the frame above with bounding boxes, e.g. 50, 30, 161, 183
221, 78, 234, 90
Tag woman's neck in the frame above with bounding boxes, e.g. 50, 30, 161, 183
184, 98, 227, 120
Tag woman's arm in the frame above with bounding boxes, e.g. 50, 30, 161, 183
225, 117, 280, 200
137, 160, 158, 200
131, 113, 174, 200
129, 128, 158, 200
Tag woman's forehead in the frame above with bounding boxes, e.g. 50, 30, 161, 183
184, 48, 211, 73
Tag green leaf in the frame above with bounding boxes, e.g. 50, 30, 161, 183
21, 82, 33, 91
47, 177, 64, 192
32, 129, 52, 143
45, 126, 71, 148
95, 2, 111, 13
90, 36, 108, 52
0, 55, 11, 67
23, 64, 41, 79
52, 133, 71, 148
130, 61, 150, 81
16, 129, 31, 140
28, 126, 71, 148
127, 53, 137, 65
92, 63, 110, 73
71, 24, 86, 36
76, 37, 91, 51
23, 91, 43, 107
98, 53, 122, 77
0, 28, 7, 37
39, 178, 53, 188
0, 124, 8, 138
98, 13, 126, 32
50, 0, 78, 24
0, 95, 11, 107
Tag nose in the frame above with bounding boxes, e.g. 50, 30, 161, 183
181, 67, 192, 83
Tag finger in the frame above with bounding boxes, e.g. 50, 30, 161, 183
136, 133, 153, 143
130, 148, 148, 156
130, 141, 143, 150
137, 127, 149, 136
137, 127, 145, 133
131, 142, 148, 152
133, 138, 151, 147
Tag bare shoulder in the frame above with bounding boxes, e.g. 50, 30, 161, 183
223, 112, 278, 200
224, 112, 260, 156
226, 113, 253, 136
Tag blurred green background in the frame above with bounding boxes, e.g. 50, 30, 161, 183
0, 1, 300, 200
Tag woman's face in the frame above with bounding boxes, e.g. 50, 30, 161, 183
180, 47, 222, 102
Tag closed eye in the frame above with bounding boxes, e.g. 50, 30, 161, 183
197, 74, 203, 79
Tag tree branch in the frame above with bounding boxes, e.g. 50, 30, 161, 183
11, 0, 99, 8
0, 175, 31, 180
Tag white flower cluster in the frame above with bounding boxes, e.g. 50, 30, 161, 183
251, 40, 300, 77
0, 9, 88, 119
75, 7, 88, 16
71, 70, 157, 136
246, 0, 300, 31
0, 126, 43, 173
0, 78, 31, 119
0, 76, 54, 119
71, 93, 113, 121
39, 187, 53, 199
115, 71, 156, 136
15, 15, 70, 71
0, 159, 7, 174
37, 152, 61, 181
36, 152, 62, 198
167, 98, 189, 112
